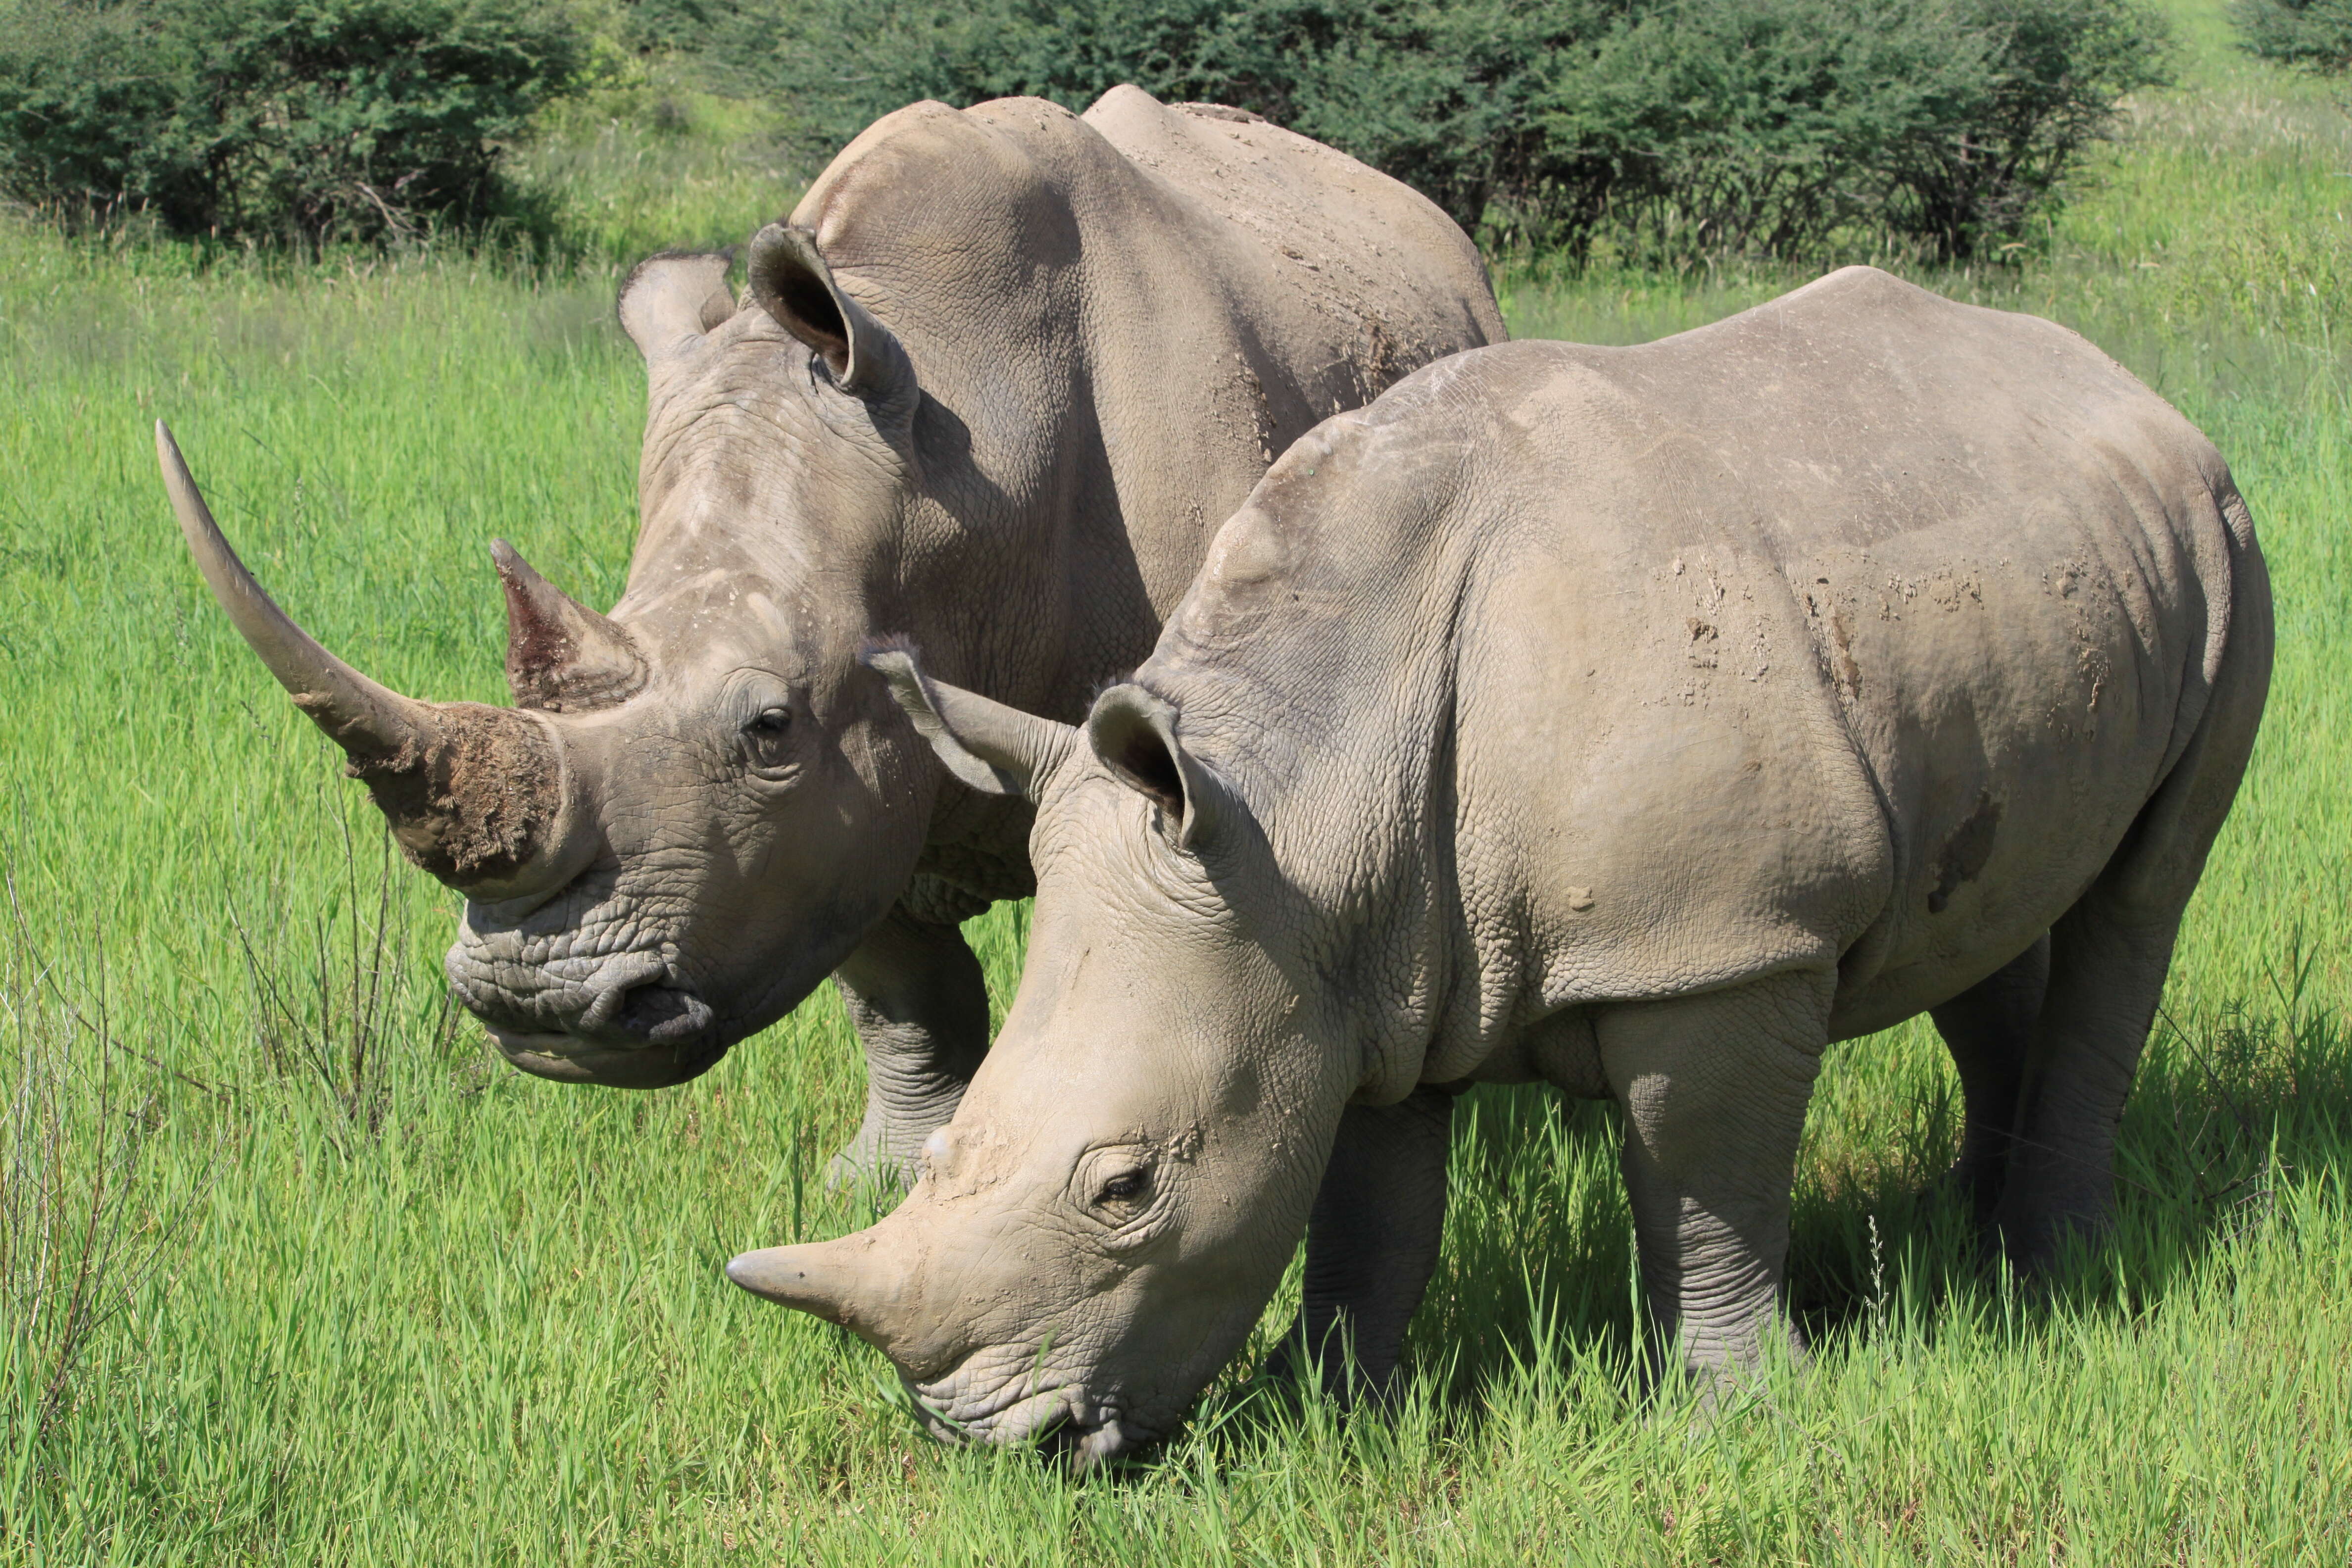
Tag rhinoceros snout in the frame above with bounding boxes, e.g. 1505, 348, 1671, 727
481, 1011, 725, 1090
899, 1354, 1161, 1465
579, 980, 714, 1047
451, 943, 725, 1088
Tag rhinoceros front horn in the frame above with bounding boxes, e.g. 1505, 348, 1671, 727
157, 421, 569, 895
728, 1234, 911, 1351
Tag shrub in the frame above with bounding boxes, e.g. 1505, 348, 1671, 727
711, 0, 2168, 263
2230, 0, 2352, 73
0, 0, 590, 246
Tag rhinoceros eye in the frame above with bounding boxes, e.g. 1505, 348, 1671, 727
1094, 1168, 1152, 1210
742, 706, 794, 769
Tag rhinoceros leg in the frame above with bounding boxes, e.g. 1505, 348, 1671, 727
1928, 932, 2050, 1224
1599, 970, 1834, 1389
1989, 907, 2181, 1269
1990, 800, 2238, 1268
1270, 1085, 1457, 1403
1991, 553, 2268, 1272
826, 907, 990, 1187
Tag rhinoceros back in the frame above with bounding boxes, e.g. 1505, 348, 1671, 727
781, 89, 1503, 649
1143, 267, 2264, 1056
1081, 86, 1506, 411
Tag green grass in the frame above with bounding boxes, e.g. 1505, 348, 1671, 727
505, 61, 807, 265
3, 2, 2350, 1560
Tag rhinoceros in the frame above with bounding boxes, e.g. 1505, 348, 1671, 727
726, 266, 2273, 1461
156, 87, 1503, 1175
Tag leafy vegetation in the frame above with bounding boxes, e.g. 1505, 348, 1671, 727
0, 0, 2175, 262
0, 0, 590, 245
507, 69, 796, 263
2231, 0, 2352, 71
1, 0, 2349, 1560
700, 0, 2170, 261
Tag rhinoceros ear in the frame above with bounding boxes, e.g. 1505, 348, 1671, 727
1086, 684, 1236, 852
617, 249, 736, 361
746, 224, 913, 400
866, 645, 1074, 798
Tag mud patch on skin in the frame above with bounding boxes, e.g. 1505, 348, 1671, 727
1827, 609, 1861, 696
1927, 790, 2001, 915
317, 700, 558, 884
1803, 581, 1862, 697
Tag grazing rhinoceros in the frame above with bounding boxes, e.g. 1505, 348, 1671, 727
727, 266, 2272, 1461
156, 87, 1503, 1176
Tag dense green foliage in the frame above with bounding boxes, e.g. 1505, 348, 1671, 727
704, 0, 2169, 260
3, 2, 2351, 1559
0, 0, 589, 244
0, 0, 2173, 261
2231, 0, 2352, 70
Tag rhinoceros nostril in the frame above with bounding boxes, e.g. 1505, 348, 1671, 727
610, 985, 714, 1045
577, 950, 671, 1031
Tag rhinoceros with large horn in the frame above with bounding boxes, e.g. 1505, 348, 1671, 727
160, 88, 1504, 1172
728, 267, 2272, 1461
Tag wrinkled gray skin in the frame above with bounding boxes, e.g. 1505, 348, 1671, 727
158, 87, 1502, 1177
728, 267, 2273, 1463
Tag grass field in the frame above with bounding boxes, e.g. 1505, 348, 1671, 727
3, 1, 2350, 1560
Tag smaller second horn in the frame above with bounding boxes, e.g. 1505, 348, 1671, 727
493, 540, 645, 714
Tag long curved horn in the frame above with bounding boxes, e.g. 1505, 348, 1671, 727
159, 420, 434, 763
158, 422, 566, 892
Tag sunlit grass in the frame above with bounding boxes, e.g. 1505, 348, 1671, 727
0, 0, 2347, 1560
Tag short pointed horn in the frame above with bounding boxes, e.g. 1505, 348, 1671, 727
159, 422, 567, 892
728, 1234, 910, 1349
158, 420, 432, 763
492, 540, 645, 712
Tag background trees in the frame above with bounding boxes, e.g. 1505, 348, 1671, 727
0, 0, 2171, 261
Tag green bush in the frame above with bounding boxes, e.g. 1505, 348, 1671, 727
706, 0, 2167, 263
0, 0, 589, 245
2230, 0, 2352, 73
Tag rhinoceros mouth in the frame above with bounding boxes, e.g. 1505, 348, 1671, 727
909, 1369, 1155, 1466
487, 1023, 730, 1089
450, 931, 730, 1088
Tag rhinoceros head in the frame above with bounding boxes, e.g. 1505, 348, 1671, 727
161, 228, 958, 1088
727, 651, 1358, 1461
